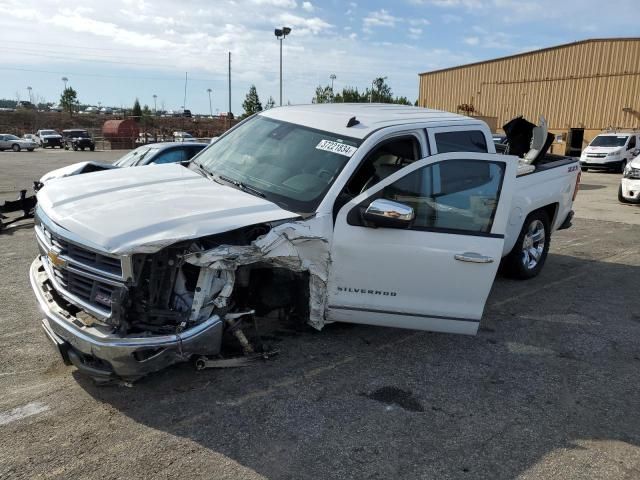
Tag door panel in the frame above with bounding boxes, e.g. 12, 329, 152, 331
327, 152, 516, 334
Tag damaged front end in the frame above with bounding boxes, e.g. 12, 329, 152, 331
31, 209, 330, 381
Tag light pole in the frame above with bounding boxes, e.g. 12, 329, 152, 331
27, 86, 33, 104
370, 79, 375, 103
207, 88, 213, 117
274, 27, 292, 106
329, 74, 336, 102
152, 94, 157, 115
61, 77, 68, 90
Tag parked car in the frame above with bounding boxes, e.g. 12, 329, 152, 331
0, 134, 38, 151
82, 106, 99, 114
173, 131, 197, 142
62, 129, 95, 151
36, 129, 63, 148
23, 134, 39, 143
99, 107, 113, 115
579, 132, 640, 172
29, 104, 580, 381
39, 142, 208, 184
619, 152, 640, 203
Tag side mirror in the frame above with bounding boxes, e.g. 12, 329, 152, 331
633, 149, 640, 156
363, 199, 414, 229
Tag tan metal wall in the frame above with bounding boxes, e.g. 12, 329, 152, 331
418, 39, 640, 133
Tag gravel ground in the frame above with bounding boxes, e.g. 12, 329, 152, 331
0, 149, 639, 479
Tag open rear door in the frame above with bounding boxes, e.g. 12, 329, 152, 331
327, 152, 516, 334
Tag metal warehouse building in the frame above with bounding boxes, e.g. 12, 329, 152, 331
418, 38, 640, 156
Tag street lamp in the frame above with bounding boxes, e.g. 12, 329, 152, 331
207, 88, 213, 117
152, 94, 157, 115
274, 26, 292, 106
61, 77, 68, 90
329, 74, 336, 102
27, 86, 33, 104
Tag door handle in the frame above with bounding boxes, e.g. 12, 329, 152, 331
454, 252, 494, 264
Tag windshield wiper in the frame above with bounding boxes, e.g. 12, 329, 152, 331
217, 174, 266, 198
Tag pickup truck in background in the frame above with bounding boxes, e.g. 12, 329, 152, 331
30, 104, 580, 381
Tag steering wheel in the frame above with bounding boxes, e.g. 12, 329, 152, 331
317, 169, 333, 180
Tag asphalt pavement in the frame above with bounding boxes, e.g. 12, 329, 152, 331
0, 149, 639, 479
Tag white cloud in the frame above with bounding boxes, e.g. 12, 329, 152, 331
409, 18, 430, 26
464, 36, 479, 45
277, 12, 332, 34
408, 27, 423, 39
301, 1, 314, 12
251, 0, 297, 7
363, 9, 399, 29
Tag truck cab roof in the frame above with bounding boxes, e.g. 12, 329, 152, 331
260, 104, 487, 140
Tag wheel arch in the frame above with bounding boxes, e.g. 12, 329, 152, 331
504, 202, 558, 257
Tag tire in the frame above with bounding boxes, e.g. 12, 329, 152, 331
12, 144, 20, 152
90, 146, 95, 152
80, 147, 85, 151
502, 210, 551, 280
618, 184, 631, 204
72, 145, 78, 151
27, 148, 34, 152
619, 159, 627, 174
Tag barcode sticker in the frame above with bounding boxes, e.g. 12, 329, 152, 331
315, 140, 357, 157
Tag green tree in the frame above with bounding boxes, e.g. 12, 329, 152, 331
365, 77, 393, 103
312, 85, 333, 104
59, 87, 79, 116
393, 96, 412, 106
242, 85, 263, 118
264, 96, 276, 110
334, 86, 367, 103
132, 98, 142, 121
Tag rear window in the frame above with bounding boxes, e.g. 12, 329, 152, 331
435, 130, 488, 153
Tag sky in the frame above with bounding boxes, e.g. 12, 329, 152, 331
0, 0, 638, 115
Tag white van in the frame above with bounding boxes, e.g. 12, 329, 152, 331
580, 132, 639, 172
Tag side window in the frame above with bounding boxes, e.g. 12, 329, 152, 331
351, 160, 505, 234
435, 130, 488, 153
151, 149, 187, 165
186, 146, 204, 160
628, 136, 636, 150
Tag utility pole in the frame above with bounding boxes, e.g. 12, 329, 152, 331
207, 88, 213, 117
370, 79, 375, 103
228, 52, 232, 116
27, 86, 33, 104
274, 27, 292, 106
183, 72, 188, 113
152, 94, 157, 115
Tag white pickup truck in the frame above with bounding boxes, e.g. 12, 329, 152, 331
30, 104, 580, 380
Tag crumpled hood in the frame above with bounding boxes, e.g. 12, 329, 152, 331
41, 134, 62, 139
40, 161, 117, 184
37, 163, 299, 254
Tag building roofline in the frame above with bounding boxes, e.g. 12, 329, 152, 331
419, 37, 640, 76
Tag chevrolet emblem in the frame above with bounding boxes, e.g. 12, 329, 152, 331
47, 250, 67, 268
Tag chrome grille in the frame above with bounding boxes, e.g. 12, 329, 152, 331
51, 265, 117, 310
41, 223, 122, 277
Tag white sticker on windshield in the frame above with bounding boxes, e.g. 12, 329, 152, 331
316, 139, 357, 157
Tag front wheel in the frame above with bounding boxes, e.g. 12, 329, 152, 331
89, 146, 95, 152
12, 144, 20, 152
618, 184, 631, 204
619, 159, 628, 174
502, 210, 551, 280
72, 145, 78, 151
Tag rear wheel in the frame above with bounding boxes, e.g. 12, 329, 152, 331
72, 145, 78, 151
89, 145, 95, 152
12, 144, 20, 152
502, 210, 551, 280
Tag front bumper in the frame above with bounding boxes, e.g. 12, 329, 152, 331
30, 257, 223, 379
580, 158, 624, 170
620, 178, 640, 203
42, 138, 62, 147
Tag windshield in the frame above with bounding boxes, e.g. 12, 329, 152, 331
41, 130, 57, 135
114, 146, 159, 167
66, 131, 89, 138
193, 115, 361, 213
6, 135, 19, 140
590, 135, 628, 147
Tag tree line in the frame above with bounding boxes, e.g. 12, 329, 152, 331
240, 76, 416, 118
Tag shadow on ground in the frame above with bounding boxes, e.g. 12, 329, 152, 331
74, 250, 640, 479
